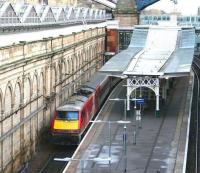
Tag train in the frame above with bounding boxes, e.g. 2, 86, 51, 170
50, 73, 120, 145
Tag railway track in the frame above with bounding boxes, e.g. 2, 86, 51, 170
38, 146, 76, 173
186, 56, 200, 173
25, 79, 122, 173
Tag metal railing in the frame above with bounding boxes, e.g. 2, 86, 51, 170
0, 2, 111, 28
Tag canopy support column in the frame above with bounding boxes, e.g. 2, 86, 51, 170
126, 76, 160, 117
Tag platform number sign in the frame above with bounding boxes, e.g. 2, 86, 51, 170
136, 98, 145, 105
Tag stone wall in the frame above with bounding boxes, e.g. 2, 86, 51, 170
0, 27, 105, 173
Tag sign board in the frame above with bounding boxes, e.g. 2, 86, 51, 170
136, 98, 145, 105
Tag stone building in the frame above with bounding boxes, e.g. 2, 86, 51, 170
0, 27, 105, 173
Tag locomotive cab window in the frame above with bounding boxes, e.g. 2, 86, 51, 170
57, 111, 78, 120
67, 111, 78, 120
57, 111, 68, 119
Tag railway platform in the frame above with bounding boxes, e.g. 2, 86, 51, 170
63, 76, 192, 173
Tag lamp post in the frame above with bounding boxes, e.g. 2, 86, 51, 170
139, 86, 142, 129
90, 120, 131, 172
123, 125, 127, 172
110, 98, 144, 145
54, 157, 111, 173
109, 97, 144, 172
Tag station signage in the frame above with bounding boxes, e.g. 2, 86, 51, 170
136, 98, 145, 105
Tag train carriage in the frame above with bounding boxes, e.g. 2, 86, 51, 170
50, 73, 119, 145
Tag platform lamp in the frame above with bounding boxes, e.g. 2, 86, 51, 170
90, 120, 131, 173
110, 98, 144, 145
109, 98, 128, 172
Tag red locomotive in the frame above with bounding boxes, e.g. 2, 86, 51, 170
50, 73, 119, 145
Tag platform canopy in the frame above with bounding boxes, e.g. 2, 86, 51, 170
100, 25, 195, 78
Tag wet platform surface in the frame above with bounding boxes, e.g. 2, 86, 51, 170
64, 77, 192, 173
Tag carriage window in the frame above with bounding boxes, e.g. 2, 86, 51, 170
78, 89, 92, 97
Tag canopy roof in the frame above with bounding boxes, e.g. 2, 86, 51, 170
100, 25, 195, 78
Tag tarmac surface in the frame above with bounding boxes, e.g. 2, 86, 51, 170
64, 77, 192, 173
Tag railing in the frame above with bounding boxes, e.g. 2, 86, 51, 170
0, 2, 111, 29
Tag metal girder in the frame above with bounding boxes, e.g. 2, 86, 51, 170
126, 76, 159, 114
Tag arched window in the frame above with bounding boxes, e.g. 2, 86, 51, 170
70, 57, 73, 73
45, 67, 51, 95
73, 55, 76, 73
39, 73, 44, 96
79, 52, 82, 67
80, 51, 84, 67
32, 75, 38, 99
101, 40, 104, 50
14, 82, 21, 110
52, 66, 56, 92
76, 54, 79, 70
89, 46, 92, 61
24, 77, 31, 104
62, 61, 66, 81
92, 45, 95, 58
82, 50, 86, 65
97, 42, 100, 53
86, 48, 89, 61
67, 59, 70, 75
57, 63, 62, 82
4, 85, 12, 115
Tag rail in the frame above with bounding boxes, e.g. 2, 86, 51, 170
188, 56, 200, 173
